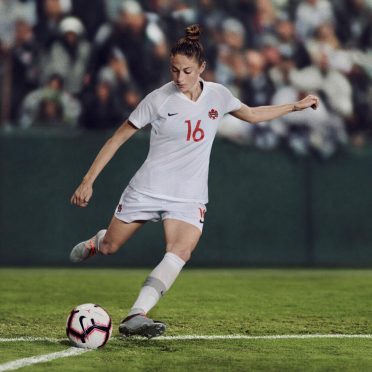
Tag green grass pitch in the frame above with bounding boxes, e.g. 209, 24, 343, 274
2, 268, 372, 371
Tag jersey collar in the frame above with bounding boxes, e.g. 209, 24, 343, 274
173, 79, 207, 104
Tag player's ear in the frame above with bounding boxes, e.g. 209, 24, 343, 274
199, 61, 206, 74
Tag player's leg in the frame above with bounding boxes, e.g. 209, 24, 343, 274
119, 219, 201, 338
101, 216, 147, 255
69, 216, 145, 262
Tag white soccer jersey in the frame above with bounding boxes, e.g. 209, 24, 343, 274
128, 80, 242, 203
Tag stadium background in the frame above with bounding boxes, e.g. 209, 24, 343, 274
1, 0, 372, 267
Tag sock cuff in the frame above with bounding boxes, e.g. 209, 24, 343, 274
144, 276, 167, 297
164, 252, 186, 268
128, 307, 146, 316
96, 229, 107, 252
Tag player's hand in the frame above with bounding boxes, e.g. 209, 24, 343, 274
70, 181, 93, 207
293, 95, 320, 111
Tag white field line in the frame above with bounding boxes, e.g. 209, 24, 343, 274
0, 337, 67, 343
154, 334, 372, 340
0, 347, 91, 372
2, 334, 372, 343
1, 335, 371, 371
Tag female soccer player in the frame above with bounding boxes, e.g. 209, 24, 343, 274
70, 24, 319, 338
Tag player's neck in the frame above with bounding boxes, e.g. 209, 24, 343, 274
184, 81, 203, 102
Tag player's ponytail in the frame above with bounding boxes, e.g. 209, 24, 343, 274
170, 24, 205, 65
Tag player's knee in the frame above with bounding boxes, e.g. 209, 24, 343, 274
167, 245, 193, 262
99, 239, 120, 255
179, 251, 192, 262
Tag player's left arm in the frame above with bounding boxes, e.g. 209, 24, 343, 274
230, 95, 320, 124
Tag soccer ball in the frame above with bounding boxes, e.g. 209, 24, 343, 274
66, 303, 112, 349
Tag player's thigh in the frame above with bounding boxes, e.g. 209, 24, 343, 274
101, 216, 146, 254
163, 219, 202, 262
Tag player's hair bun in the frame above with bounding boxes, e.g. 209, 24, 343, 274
170, 24, 205, 65
185, 24, 201, 41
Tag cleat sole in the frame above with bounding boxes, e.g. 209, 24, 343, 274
119, 322, 166, 339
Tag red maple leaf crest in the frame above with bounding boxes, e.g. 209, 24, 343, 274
208, 109, 218, 120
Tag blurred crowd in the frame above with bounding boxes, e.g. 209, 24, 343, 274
1, 0, 372, 156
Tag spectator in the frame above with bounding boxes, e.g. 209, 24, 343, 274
0, 0, 36, 48
97, 47, 131, 95
215, 18, 247, 89
251, 0, 278, 48
36, 95, 64, 126
306, 22, 353, 73
289, 52, 353, 119
239, 50, 275, 107
160, 1, 198, 44
275, 16, 311, 69
10, 19, 40, 123
105, 0, 126, 21
197, 0, 226, 33
332, 0, 372, 49
95, 48, 143, 122
231, 0, 260, 49
295, 0, 334, 40
34, 0, 70, 51
41, 16, 91, 96
0, 0, 369, 150
117, 82, 142, 120
71, 0, 107, 41
268, 46, 296, 89
260, 34, 281, 70
196, 0, 224, 78
80, 78, 122, 129
347, 64, 372, 136
360, 12, 372, 51
239, 49, 277, 150
270, 85, 347, 157
19, 73, 81, 128
90, 0, 168, 93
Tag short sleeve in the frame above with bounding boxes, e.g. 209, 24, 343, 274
218, 85, 242, 115
128, 90, 159, 129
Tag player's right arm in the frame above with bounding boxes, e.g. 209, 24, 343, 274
71, 120, 139, 207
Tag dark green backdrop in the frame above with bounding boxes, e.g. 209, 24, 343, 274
1, 129, 371, 267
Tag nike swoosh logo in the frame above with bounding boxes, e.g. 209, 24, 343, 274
79, 316, 86, 331
168, 113, 178, 116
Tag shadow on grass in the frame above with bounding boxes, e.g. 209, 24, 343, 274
114, 337, 180, 352
57, 336, 180, 352
59, 340, 72, 347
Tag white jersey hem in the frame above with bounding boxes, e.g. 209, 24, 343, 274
129, 184, 208, 204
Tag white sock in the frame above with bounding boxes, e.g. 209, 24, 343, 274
129, 252, 186, 316
96, 229, 107, 252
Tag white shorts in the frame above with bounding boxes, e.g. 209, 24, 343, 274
114, 186, 207, 232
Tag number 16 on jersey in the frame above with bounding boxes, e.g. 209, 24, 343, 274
185, 120, 205, 142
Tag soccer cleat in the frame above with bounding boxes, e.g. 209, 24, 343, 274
119, 313, 166, 339
69, 230, 106, 263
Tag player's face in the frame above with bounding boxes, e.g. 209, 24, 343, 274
170, 54, 206, 95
